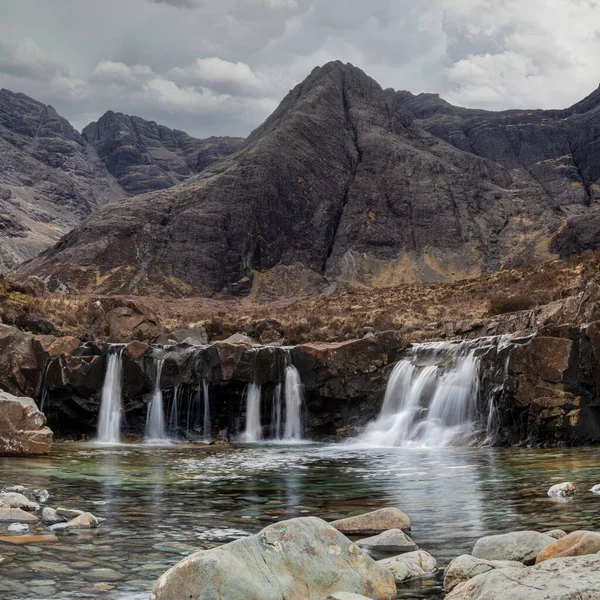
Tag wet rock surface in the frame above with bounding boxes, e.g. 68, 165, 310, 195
443, 555, 525, 592
472, 531, 555, 565
331, 508, 411, 536
378, 551, 437, 584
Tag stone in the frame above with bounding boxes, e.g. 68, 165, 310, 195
48, 523, 69, 532
443, 554, 525, 592
0, 535, 57, 545
472, 531, 555, 565
85, 567, 125, 582
7, 523, 29, 532
324, 594, 374, 600
355, 530, 417, 556
0, 508, 39, 523
535, 530, 600, 563
3, 485, 25, 494
330, 508, 411, 536
590, 484, 600, 494
170, 325, 208, 346
42, 507, 66, 525
548, 482, 575, 497
29, 559, 76, 574
445, 555, 600, 600
31, 489, 49, 503
65, 512, 99, 529
544, 529, 567, 540
150, 517, 396, 600
0, 392, 53, 456
56, 508, 84, 519
220, 333, 255, 345
377, 551, 437, 584
0, 492, 39, 511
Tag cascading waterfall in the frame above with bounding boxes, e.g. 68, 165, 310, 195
97, 348, 124, 444
283, 365, 304, 440
145, 359, 168, 443
271, 383, 283, 439
239, 383, 262, 442
360, 339, 499, 448
202, 380, 211, 443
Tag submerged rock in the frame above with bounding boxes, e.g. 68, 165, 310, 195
7, 523, 29, 532
150, 517, 396, 600
0, 392, 53, 456
547, 482, 575, 497
56, 508, 84, 519
0, 493, 39, 512
536, 531, 600, 563
42, 507, 66, 525
377, 551, 436, 584
445, 555, 600, 599
331, 508, 411, 536
443, 555, 525, 592
472, 531, 555, 565
355, 530, 417, 556
65, 513, 99, 529
0, 508, 38, 523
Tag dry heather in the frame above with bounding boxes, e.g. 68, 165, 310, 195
2, 250, 598, 344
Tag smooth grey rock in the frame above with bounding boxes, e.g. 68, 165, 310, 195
2, 486, 25, 494
0, 493, 39, 512
472, 531, 555, 565
48, 523, 69, 532
7, 523, 29, 532
150, 517, 396, 600
356, 529, 417, 555
0, 508, 38, 523
42, 507, 66, 525
547, 482, 575, 497
377, 551, 437, 584
65, 513, 99, 529
590, 484, 600, 494
445, 555, 600, 599
170, 325, 208, 345
443, 554, 525, 592
56, 508, 84, 519
324, 594, 374, 600
331, 508, 411, 536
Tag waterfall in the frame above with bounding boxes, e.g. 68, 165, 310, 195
168, 385, 180, 439
145, 359, 168, 443
271, 383, 283, 439
97, 348, 124, 444
360, 339, 498, 448
283, 365, 304, 440
239, 383, 262, 442
202, 380, 211, 443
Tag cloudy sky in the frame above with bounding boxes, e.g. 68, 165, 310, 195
1, 0, 599, 137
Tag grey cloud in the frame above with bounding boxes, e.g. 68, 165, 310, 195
147, 0, 203, 8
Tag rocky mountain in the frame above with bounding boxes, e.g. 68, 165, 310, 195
19, 62, 600, 298
82, 112, 243, 195
0, 90, 243, 273
0, 89, 124, 271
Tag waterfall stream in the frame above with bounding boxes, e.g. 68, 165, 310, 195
202, 380, 211, 443
283, 365, 304, 440
145, 359, 168, 443
360, 338, 505, 448
97, 348, 124, 444
239, 383, 262, 442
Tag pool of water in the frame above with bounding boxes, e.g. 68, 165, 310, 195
1, 443, 600, 599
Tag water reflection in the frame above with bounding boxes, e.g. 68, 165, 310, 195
1, 444, 600, 599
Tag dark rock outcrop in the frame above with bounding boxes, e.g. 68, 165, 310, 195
19, 62, 600, 297
82, 111, 243, 195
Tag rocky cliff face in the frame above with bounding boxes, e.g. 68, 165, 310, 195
82, 111, 243, 195
20, 62, 600, 297
0, 89, 124, 272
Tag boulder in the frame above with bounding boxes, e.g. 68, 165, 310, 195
535, 530, 600, 563
0, 508, 39, 523
65, 512, 99, 529
56, 508, 84, 519
355, 530, 417, 556
104, 299, 164, 343
42, 507, 66, 525
150, 517, 396, 600
0, 325, 40, 397
472, 531, 555, 565
331, 508, 411, 536
170, 325, 208, 346
377, 551, 436, 584
544, 529, 567, 540
445, 555, 600, 599
32, 489, 49, 503
443, 555, 525, 592
220, 333, 255, 345
548, 482, 575, 497
0, 492, 39, 511
0, 391, 53, 456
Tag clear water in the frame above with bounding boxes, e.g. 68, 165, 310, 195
2, 444, 600, 599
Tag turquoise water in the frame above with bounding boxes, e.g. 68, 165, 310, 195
1, 443, 600, 599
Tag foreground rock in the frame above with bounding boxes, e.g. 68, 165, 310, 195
536, 530, 600, 563
378, 551, 436, 584
331, 508, 411, 536
356, 530, 417, 557
0, 392, 53, 456
151, 517, 396, 600
65, 513, 99, 529
446, 555, 600, 599
472, 531, 555, 565
443, 555, 525, 592
0, 508, 38, 523
42, 508, 65, 525
0, 492, 39, 511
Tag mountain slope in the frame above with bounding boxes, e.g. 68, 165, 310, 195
82, 112, 243, 195
24, 60, 587, 298
0, 89, 124, 271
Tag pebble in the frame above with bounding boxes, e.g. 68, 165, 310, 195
31, 489, 50, 503
7, 523, 29, 532
547, 482, 576, 497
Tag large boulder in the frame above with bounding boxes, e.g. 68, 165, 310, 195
0, 391, 53, 456
445, 555, 600, 599
536, 531, 600, 563
444, 555, 525, 592
331, 508, 411, 536
0, 492, 39, 511
472, 531, 555, 565
150, 517, 396, 600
